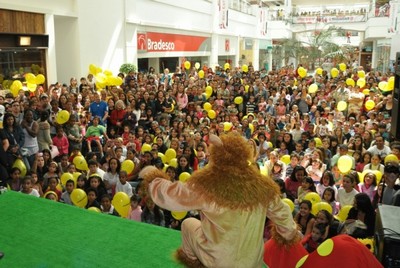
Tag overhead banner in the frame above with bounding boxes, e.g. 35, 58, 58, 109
137, 32, 211, 52
218, 0, 229, 29
293, 15, 366, 24
389, 1, 399, 33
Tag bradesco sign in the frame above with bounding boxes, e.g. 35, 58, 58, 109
137, 32, 211, 52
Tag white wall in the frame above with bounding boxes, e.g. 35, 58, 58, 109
54, 16, 80, 84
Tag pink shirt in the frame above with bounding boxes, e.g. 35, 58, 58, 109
127, 206, 142, 222
52, 135, 69, 155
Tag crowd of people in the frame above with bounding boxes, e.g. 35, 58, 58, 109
0, 60, 399, 253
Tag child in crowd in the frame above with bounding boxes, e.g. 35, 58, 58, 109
85, 116, 108, 157
76, 174, 87, 190
7, 167, 22, 191
86, 174, 107, 203
116, 170, 133, 197
30, 171, 43, 197
272, 162, 285, 181
295, 200, 315, 236
42, 161, 60, 191
337, 174, 359, 208
44, 191, 58, 201
297, 177, 316, 203
141, 197, 165, 227
85, 187, 101, 209
52, 127, 69, 160
44, 177, 62, 201
127, 194, 142, 222
103, 157, 121, 196
196, 143, 206, 168
19, 176, 40, 197
306, 159, 323, 184
322, 188, 337, 215
359, 172, 377, 202
316, 171, 338, 199
60, 179, 74, 205
302, 223, 327, 253
100, 194, 119, 216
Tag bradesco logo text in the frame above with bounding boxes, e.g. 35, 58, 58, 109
148, 38, 175, 51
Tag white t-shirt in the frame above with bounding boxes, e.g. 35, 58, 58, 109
337, 188, 359, 208
116, 181, 133, 197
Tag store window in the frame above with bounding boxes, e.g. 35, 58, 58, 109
0, 48, 46, 90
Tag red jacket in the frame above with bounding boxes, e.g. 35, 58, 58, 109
110, 109, 126, 126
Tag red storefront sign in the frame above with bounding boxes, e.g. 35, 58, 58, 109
137, 32, 210, 52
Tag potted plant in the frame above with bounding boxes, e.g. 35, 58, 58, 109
119, 63, 137, 74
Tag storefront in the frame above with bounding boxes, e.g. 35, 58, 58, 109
0, 10, 48, 89
136, 31, 211, 73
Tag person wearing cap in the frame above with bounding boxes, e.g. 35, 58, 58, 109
39, 93, 51, 113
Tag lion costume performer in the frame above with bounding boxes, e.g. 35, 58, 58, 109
139, 133, 300, 267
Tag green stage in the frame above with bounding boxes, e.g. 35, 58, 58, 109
0, 191, 183, 268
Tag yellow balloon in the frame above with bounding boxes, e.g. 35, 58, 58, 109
35, 74, 45, 85
365, 100, 375, 111
27, 83, 37, 92
194, 62, 200, 70
71, 189, 88, 208
245, 85, 249, 93
88, 207, 101, 213
158, 152, 167, 164
337, 155, 352, 174
372, 170, 383, 184
249, 123, 254, 134
205, 86, 213, 96
12, 80, 23, 90
304, 192, 321, 206
339, 63, 347, 72
11, 86, 20, 97
224, 63, 230, 70
73, 156, 88, 171
330, 68, 339, 78
316, 68, 323, 75
362, 89, 370, 96
378, 81, 388, 91
121, 160, 135, 174
112, 192, 130, 217
242, 64, 248, 72
385, 154, 399, 164
72, 172, 80, 185
179, 172, 191, 183
335, 205, 352, 222
357, 78, 366, 88
12, 159, 27, 177
337, 101, 347, 112
314, 137, 322, 147
312, 201, 333, 215
89, 64, 97, 75
346, 78, 355, 87
298, 67, 307, 78
103, 69, 113, 76
308, 83, 318, 94
208, 110, 216, 119
141, 143, 152, 153
358, 70, 365, 78
198, 70, 205, 79
61, 172, 74, 186
56, 110, 70, 125
184, 61, 191, 70
95, 73, 107, 84
267, 141, 273, 149
223, 122, 233, 132
203, 102, 212, 111
282, 198, 295, 212
169, 158, 178, 168
280, 155, 290, 165
171, 211, 187, 220
165, 148, 177, 162
234, 96, 243, 104
25, 73, 36, 84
